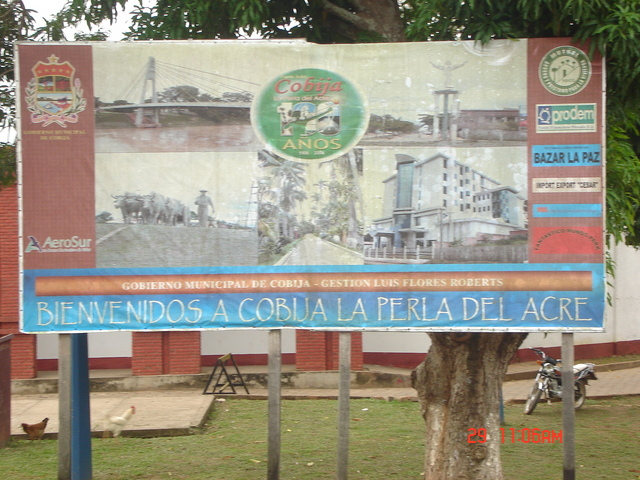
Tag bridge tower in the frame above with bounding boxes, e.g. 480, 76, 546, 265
244, 180, 259, 229
135, 57, 161, 128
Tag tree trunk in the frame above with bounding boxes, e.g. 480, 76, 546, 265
412, 332, 527, 480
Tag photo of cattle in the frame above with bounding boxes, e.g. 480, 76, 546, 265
95, 152, 259, 268
109, 191, 191, 226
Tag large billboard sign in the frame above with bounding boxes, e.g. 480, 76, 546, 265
17, 39, 605, 333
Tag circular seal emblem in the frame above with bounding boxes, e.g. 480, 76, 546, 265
539, 46, 591, 96
251, 68, 368, 161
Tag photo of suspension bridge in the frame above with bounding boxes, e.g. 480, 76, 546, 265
95, 56, 262, 153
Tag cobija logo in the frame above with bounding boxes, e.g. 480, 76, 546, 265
25, 54, 87, 127
252, 68, 368, 162
25, 235, 92, 253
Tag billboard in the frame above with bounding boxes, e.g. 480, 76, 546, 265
17, 38, 605, 333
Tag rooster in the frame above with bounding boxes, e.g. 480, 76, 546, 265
21, 417, 49, 440
103, 405, 135, 438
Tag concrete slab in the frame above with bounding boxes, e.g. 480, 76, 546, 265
12, 390, 214, 439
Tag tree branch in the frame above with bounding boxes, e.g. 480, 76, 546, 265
319, 0, 406, 42
319, 0, 375, 33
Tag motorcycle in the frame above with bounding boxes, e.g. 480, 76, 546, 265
523, 347, 597, 415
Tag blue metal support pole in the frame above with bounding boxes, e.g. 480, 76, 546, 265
58, 334, 92, 480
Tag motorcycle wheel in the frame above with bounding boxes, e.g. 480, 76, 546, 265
573, 380, 587, 409
524, 383, 542, 415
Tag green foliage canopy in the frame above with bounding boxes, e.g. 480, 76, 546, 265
0, 0, 35, 187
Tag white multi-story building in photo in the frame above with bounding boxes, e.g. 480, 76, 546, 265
370, 152, 527, 251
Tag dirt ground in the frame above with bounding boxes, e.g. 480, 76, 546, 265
96, 223, 258, 268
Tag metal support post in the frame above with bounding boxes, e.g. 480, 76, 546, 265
562, 333, 575, 480
337, 332, 351, 480
58, 333, 92, 480
267, 330, 282, 480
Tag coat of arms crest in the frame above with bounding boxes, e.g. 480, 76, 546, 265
25, 54, 86, 127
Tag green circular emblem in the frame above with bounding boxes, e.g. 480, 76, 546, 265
539, 46, 591, 96
251, 68, 368, 161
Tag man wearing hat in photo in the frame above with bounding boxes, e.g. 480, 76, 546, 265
195, 189, 214, 227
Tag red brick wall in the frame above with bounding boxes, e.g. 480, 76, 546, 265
131, 331, 201, 375
165, 331, 201, 374
296, 330, 363, 371
0, 185, 37, 379
295, 330, 327, 371
351, 332, 363, 370
8, 334, 37, 379
131, 332, 164, 375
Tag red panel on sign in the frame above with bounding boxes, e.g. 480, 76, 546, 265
532, 226, 603, 255
19, 45, 95, 269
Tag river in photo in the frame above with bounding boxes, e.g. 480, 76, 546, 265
96, 124, 263, 153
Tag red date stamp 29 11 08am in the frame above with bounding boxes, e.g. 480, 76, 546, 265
467, 428, 563, 444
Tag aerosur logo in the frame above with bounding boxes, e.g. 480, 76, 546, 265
539, 46, 591, 96
25, 54, 87, 127
251, 68, 368, 161
25, 235, 92, 253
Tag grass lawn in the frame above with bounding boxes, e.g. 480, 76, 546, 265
2, 396, 639, 479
